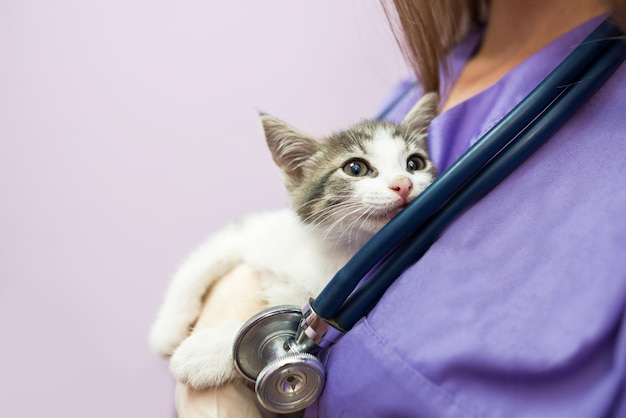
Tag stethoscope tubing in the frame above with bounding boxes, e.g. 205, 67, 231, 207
312, 19, 626, 327
333, 37, 626, 330
375, 80, 419, 121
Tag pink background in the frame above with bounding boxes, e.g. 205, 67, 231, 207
0, 1, 409, 417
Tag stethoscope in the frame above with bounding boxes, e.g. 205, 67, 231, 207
232, 18, 626, 414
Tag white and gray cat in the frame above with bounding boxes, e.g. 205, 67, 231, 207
150, 92, 438, 390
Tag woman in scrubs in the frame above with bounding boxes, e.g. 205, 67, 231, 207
175, 0, 626, 416
306, 1, 626, 416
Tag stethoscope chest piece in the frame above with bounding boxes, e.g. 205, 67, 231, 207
233, 305, 325, 413
256, 352, 325, 413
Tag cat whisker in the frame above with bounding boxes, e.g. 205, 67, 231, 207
315, 203, 358, 236
341, 204, 385, 253
292, 196, 331, 212
301, 203, 339, 224
303, 199, 361, 227
335, 204, 385, 247
335, 211, 369, 250
317, 202, 365, 243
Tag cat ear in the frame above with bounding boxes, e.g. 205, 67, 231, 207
400, 91, 439, 145
260, 113, 320, 187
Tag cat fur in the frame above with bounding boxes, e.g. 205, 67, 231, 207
149, 92, 438, 389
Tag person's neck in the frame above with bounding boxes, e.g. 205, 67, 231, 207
441, 0, 610, 112
481, 0, 609, 63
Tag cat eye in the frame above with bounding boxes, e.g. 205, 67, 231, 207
343, 159, 371, 177
407, 155, 427, 172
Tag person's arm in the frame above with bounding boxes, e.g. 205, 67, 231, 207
174, 264, 275, 418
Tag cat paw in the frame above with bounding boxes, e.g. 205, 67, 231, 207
169, 325, 240, 389
149, 314, 194, 357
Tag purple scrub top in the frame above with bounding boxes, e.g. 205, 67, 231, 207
305, 15, 626, 417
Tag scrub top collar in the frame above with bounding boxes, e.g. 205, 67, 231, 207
429, 14, 608, 172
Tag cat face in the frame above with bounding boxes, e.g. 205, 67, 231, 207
262, 93, 438, 247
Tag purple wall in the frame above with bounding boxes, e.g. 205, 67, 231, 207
0, 1, 409, 417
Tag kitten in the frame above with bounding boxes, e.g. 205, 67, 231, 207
150, 92, 438, 389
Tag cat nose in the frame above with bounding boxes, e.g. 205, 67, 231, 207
389, 175, 413, 203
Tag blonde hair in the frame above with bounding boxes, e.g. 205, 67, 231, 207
382, 0, 626, 94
